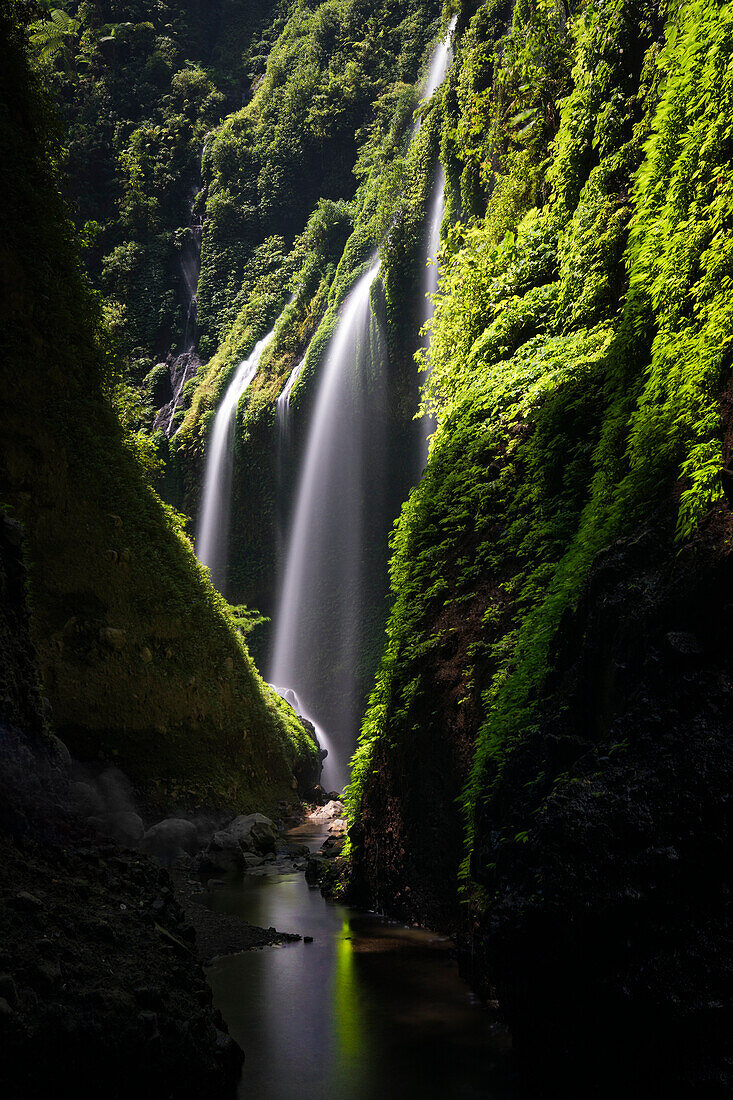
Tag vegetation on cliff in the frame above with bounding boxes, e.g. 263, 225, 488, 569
351, 0, 730, 868
1, 1, 316, 809
6, 0, 732, 1086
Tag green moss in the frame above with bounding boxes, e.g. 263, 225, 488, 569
350, 0, 715, 897
2, 3, 315, 810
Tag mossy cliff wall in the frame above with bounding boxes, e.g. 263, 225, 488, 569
1, 6, 315, 810
349, 0, 733, 1087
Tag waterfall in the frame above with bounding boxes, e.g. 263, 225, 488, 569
418, 165, 445, 461
412, 15, 457, 137
275, 356, 306, 560
266, 21, 459, 789
154, 138, 209, 437
270, 259, 383, 790
196, 330, 275, 590
423, 14, 457, 100
276, 356, 305, 450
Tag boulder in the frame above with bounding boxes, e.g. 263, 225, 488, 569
309, 800, 344, 825
223, 813, 277, 854
201, 831, 245, 872
242, 853, 264, 869
141, 818, 198, 864
69, 780, 101, 817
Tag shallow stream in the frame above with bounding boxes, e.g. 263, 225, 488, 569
204, 825, 512, 1099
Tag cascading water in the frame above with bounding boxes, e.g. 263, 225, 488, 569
267, 20, 459, 791
411, 15, 457, 137
417, 165, 446, 462
276, 356, 305, 453
196, 330, 275, 591
270, 260, 385, 790
275, 356, 306, 559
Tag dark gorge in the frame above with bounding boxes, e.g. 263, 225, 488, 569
1, 0, 731, 1095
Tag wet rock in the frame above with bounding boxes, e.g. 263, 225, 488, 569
321, 834, 345, 857
223, 813, 277, 854
99, 626, 127, 650
312, 784, 326, 806
201, 831, 244, 873
309, 800, 344, 825
142, 819, 199, 865
305, 856, 328, 885
242, 853, 264, 869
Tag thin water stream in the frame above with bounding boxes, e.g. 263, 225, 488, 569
204, 826, 512, 1099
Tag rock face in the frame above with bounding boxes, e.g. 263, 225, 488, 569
0, 14, 314, 810
353, 507, 733, 1094
463, 515, 733, 1095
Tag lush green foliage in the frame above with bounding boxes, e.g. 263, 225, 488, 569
350, 0, 733, 896
36, 0, 279, 366
3, 1, 315, 808
196, 0, 442, 355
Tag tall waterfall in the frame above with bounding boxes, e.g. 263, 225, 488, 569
270, 260, 384, 789
196, 330, 275, 590
418, 165, 446, 460
266, 20, 459, 790
423, 14, 457, 100
412, 15, 457, 136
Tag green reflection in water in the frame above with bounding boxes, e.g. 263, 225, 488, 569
332, 916, 367, 1090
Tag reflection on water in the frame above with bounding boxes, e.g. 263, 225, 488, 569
204, 848, 512, 1099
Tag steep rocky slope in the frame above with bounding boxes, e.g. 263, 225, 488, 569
1, 4, 315, 810
0, 513, 242, 1099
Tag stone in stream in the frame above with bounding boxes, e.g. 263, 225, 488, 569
242, 852, 264, 869
309, 800, 344, 825
201, 831, 245, 872
223, 812, 277, 854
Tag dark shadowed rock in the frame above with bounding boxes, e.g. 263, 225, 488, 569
141, 819, 198, 864
224, 812, 277, 854
89, 811, 144, 847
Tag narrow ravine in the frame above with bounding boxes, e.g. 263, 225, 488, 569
203, 824, 512, 1100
